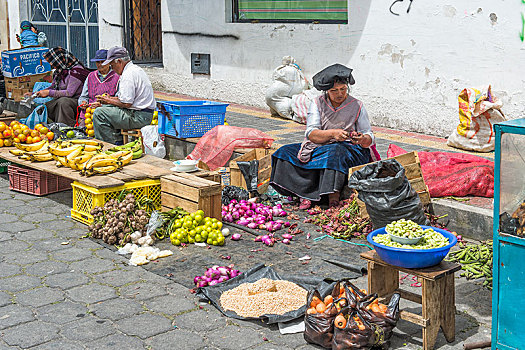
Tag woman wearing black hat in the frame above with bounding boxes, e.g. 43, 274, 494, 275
270, 64, 379, 209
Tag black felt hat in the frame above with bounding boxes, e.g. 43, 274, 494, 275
313, 64, 355, 91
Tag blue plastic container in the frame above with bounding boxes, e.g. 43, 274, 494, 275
157, 100, 229, 138
367, 226, 457, 269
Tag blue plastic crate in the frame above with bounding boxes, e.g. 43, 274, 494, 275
157, 100, 229, 138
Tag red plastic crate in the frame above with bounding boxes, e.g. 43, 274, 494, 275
8, 164, 72, 196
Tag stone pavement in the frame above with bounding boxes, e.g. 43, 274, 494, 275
0, 171, 492, 350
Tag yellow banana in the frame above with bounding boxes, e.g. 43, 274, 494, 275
86, 164, 120, 177
28, 153, 53, 162
19, 154, 31, 160
107, 150, 132, 159
83, 144, 102, 152
83, 154, 112, 171
55, 160, 63, 167
117, 152, 133, 166
69, 161, 84, 171
14, 139, 48, 152
86, 158, 119, 170
9, 149, 25, 156
56, 156, 68, 167
69, 139, 103, 147
74, 152, 97, 164
49, 145, 83, 157
66, 146, 84, 168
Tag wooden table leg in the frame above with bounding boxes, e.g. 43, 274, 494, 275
422, 279, 441, 350
440, 273, 456, 342
367, 262, 399, 297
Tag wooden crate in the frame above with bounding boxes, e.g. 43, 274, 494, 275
160, 174, 222, 219
349, 151, 431, 206
229, 148, 275, 194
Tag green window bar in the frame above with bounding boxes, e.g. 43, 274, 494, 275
236, 0, 348, 23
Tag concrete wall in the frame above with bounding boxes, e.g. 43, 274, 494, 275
0, 0, 8, 51
98, 0, 525, 136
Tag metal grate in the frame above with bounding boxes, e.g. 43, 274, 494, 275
123, 0, 162, 64
28, 0, 99, 68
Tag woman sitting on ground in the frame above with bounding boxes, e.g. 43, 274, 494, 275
34, 47, 90, 126
270, 64, 379, 209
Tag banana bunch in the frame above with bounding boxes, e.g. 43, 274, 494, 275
11, 139, 54, 162
106, 138, 143, 160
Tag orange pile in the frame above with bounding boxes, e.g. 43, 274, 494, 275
307, 295, 334, 315
0, 121, 53, 147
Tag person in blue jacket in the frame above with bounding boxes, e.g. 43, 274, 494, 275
16, 21, 47, 47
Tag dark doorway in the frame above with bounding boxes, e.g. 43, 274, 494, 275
123, 0, 163, 64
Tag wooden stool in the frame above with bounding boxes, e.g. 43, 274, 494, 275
360, 250, 461, 350
121, 129, 144, 152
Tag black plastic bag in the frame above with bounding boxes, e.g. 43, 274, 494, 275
332, 309, 383, 350
237, 160, 259, 194
196, 264, 335, 324
221, 185, 250, 205
348, 159, 428, 229
46, 122, 88, 140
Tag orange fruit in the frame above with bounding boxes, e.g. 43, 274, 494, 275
13, 129, 21, 137
26, 136, 33, 144
0, 123, 6, 132
13, 137, 20, 143
12, 124, 21, 130
39, 127, 49, 134
9, 121, 18, 127
22, 129, 31, 136
18, 134, 27, 143
30, 130, 39, 138
87, 130, 95, 137
3, 130, 12, 138
310, 296, 321, 308
46, 131, 54, 141
32, 136, 41, 143
3, 139, 12, 147
20, 124, 29, 130
0, 139, 4, 147
85, 118, 92, 125
84, 113, 92, 119
34, 123, 43, 131
324, 295, 334, 306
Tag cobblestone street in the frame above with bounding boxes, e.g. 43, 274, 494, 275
0, 172, 492, 349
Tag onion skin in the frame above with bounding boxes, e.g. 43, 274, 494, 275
282, 233, 293, 240
282, 238, 291, 244
254, 235, 263, 242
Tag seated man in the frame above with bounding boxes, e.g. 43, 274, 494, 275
77, 49, 119, 129
93, 46, 156, 144
270, 64, 379, 209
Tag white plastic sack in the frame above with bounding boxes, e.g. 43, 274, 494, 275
141, 125, 166, 159
291, 89, 322, 124
265, 56, 309, 120
447, 85, 506, 152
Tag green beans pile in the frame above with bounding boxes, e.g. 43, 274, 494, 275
373, 228, 449, 249
385, 219, 425, 238
447, 240, 493, 290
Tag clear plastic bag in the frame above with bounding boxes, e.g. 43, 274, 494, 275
141, 125, 166, 159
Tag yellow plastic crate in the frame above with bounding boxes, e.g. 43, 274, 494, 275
71, 179, 161, 225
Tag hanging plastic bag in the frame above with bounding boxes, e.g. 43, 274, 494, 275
19, 104, 47, 129
447, 85, 505, 152
32, 82, 53, 105
141, 125, 166, 159
348, 159, 428, 229
237, 160, 259, 194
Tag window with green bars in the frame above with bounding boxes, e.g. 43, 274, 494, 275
233, 0, 348, 23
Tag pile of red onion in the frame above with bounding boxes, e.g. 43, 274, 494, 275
194, 265, 241, 288
222, 199, 290, 232
254, 233, 294, 246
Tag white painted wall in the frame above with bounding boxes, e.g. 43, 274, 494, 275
6, 0, 19, 49
98, 0, 525, 136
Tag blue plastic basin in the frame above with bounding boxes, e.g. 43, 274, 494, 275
367, 226, 457, 269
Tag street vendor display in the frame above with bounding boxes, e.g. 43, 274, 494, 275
37, 47, 90, 126
270, 64, 379, 210
93, 47, 156, 144
77, 49, 119, 132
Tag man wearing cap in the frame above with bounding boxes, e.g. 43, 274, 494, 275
92, 46, 156, 144
78, 49, 120, 129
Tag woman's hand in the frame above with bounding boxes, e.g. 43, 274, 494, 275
36, 90, 50, 98
332, 129, 349, 142
351, 133, 372, 148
